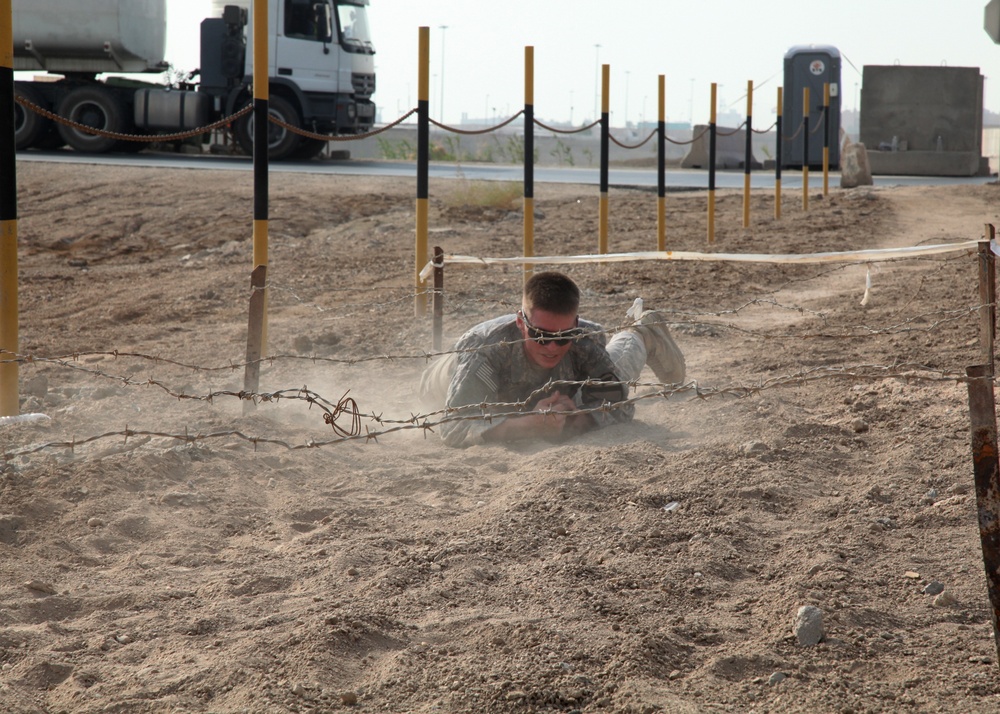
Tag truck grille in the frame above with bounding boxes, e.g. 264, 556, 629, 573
352, 73, 375, 99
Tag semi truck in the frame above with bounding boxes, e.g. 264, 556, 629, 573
11, 0, 376, 160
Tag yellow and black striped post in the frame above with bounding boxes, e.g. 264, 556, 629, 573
823, 82, 830, 197
657, 75, 666, 251
0, 0, 18, 415
743, 79, 753, 229
802, 86, 810, 211
523, 46, 534, 281
707, 82, 717, 244
415, 27, 429, 316
775, 87, 783, 220
598, 64, 610, 254
243, 0, 270, 406
252, 0, 269, 344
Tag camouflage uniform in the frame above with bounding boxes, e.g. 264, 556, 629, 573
420, 314, 642, 448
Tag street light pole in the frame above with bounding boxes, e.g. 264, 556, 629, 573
439, 25, 448, 121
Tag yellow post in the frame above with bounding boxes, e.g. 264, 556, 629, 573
657, 74, 666, 251
1, 0, 20, 415
523, 45, 534, 281
415, 27, 430, 315
802, 86, 809, 212
823, 82, 830, 197
251, 0, 269, 350
743, 79, 752, 228
598, 64, 610, 254
775, 87, 782, 220
708, 82, 716, 244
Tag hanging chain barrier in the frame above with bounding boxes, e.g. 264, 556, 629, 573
15, 94, 252, 143
17, 93, 811, 154
269, 107, 418, 142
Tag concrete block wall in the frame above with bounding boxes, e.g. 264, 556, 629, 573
860, 65, 986, 176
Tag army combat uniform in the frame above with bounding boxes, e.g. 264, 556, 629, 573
420, 313, 668, 448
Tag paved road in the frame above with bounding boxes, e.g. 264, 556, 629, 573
16, 150, 997, 189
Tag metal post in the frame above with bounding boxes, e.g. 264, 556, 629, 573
980, 232, 997, 372
598, 64, 610, 254
802, 86, 810, 211
743, 79, 753, 228
966, 363, 1000, 666
243, 0, 269, 399
523, 46, 534, 281
708, 82, 717, 244
243, 265, 267, 413
657, 74, 666, 251
0, 0, 18, 415
415, 27, 430, 316
823, 82, 830, 197
775, 87, 783, 220
432, 246, 444, 352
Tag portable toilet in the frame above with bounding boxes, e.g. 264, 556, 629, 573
781, 45, 841, 169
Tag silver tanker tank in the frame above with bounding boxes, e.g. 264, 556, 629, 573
12, 0, 167, 74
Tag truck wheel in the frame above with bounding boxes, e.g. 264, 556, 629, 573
290, 138, 328, 160
14, 85, 52, 150
234, 95, 302, 161
35, 126, 66, 150
57, 86, 131, 153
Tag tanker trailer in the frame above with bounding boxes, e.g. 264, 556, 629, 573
12, 0, 376, 160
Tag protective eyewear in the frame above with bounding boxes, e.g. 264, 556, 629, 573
518, 310, 580, 347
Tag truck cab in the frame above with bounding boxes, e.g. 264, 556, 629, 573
12, 0, 376, 161
234, 0, 375, 158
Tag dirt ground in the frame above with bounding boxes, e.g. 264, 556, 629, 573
2, 159, 1000, 714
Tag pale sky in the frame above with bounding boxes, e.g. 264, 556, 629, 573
165, 1, 1000, 127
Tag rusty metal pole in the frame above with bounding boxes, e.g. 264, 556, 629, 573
966, 363, 1000, 666
981, 230, 997, 373
243, 265, 267, 414
432, 246, 443, 352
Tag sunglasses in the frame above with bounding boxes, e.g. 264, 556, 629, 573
518, 310, 580, 347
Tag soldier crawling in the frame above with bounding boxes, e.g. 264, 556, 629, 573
419, 271, 685, 448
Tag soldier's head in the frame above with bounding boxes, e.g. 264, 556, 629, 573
517, 272, 580, 369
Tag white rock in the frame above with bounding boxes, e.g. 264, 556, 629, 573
793, 605, 825, 646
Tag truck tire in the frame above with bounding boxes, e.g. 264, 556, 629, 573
234, 95, 302, 161
14, 85, 52, 150
35, 126, 67, 150
290, 137, 328, 160
57, 86, 131, 153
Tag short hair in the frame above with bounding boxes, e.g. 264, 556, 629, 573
522, 271, 580, 316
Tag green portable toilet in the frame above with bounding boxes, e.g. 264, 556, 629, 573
781, 45, 841, 169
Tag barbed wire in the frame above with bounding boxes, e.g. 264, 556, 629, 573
3, 361, 973, 460
3, 291, 979, 402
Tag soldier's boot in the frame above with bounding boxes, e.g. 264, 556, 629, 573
628, 309, 686, 385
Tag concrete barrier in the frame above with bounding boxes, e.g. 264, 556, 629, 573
866, 150, 990, 177
681, 125, 762, 169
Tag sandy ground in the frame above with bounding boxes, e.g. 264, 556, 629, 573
2, 159, 1000, 713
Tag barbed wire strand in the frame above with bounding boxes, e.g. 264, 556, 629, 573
3, 362, 975, 460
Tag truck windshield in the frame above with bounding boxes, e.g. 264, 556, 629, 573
336, 2, 374, 53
